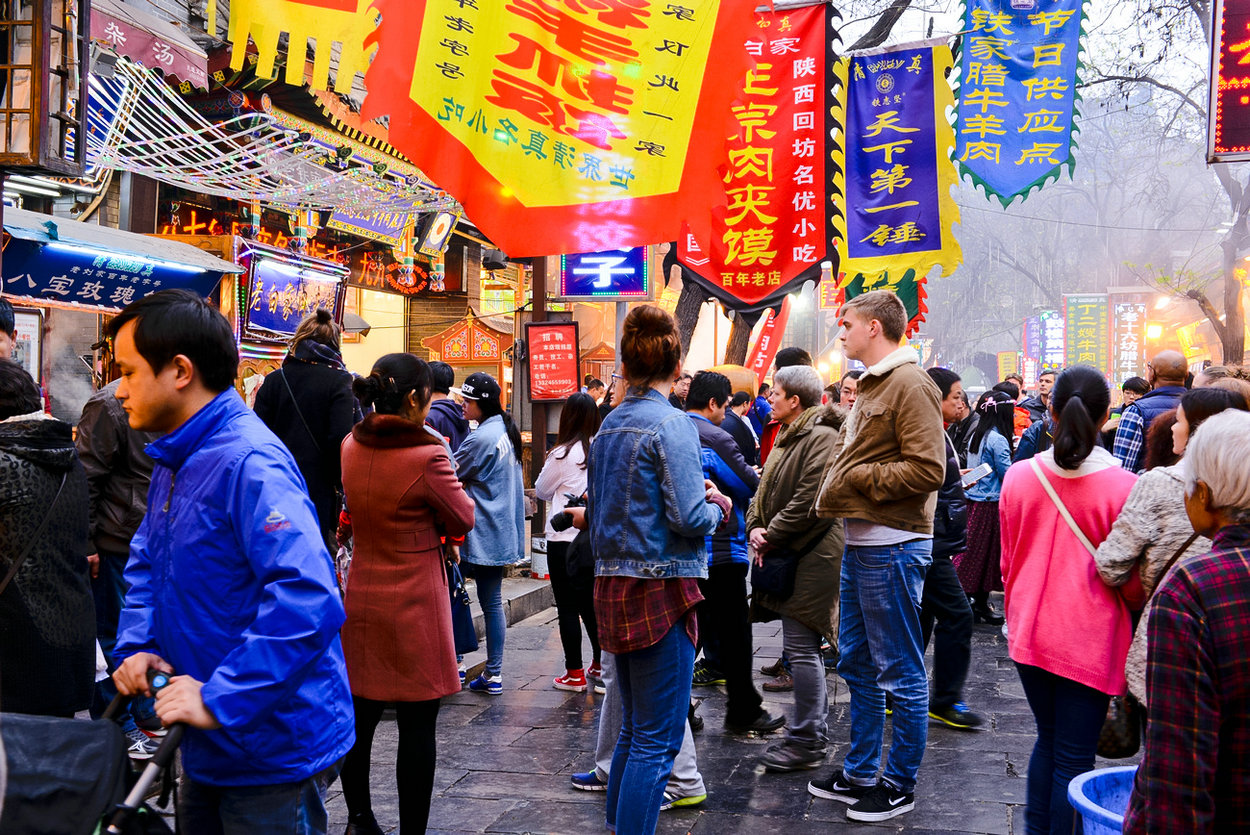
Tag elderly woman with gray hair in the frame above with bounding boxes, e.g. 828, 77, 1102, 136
747, 364, 845, 773
1124, 409, 1250, 833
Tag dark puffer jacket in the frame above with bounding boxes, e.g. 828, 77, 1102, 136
0, 416, 94, 716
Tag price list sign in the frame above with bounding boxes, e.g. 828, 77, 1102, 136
527, 321, 581, 402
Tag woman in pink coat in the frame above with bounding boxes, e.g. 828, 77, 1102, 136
339, 353, 475, 835
999, 365, 1142, 835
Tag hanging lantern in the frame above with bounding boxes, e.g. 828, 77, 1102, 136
0, 0, 89, 176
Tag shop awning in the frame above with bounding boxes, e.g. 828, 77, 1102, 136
2, 208, 241, 313
91, 0, 208, 90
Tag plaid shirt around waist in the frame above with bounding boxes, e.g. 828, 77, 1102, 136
594, 575, 701, 655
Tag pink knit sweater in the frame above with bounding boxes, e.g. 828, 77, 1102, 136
999, 448, 1144, 695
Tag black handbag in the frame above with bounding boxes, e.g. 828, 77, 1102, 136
751, 546, 803, 600
1097, 694, 1141, 759
446, 558, 479, 655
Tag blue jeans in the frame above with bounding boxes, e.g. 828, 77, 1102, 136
1016, 663, 1109, 835
606, 621, 696, 835
90, 549, 156, 728
471, 564, 506, 677
179, 759, 342, 835
836, 539, 932, 794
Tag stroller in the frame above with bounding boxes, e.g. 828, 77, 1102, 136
0, 671, 182, 834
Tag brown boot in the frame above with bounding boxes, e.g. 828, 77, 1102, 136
760, 658, 786, 677
763, 671, 794, 692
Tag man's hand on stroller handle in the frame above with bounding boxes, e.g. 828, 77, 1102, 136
113, 652, 173, 697
113, 652, 221, 729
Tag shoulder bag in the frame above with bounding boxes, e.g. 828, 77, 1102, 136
751, 523, 830, 602
0, 472, 68, 597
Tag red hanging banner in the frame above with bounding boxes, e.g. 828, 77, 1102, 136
527, 321, 582, 401
745, 295, 793, 385
363, 0, 759, 257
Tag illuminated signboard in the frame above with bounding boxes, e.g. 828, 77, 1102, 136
526, 321, 581, 402
557, 247, 651, 301
1112, 302, 1148, 385
1039, 309, 1065, 370
1063, 294, 1109, 373
1209, 0, 1250, 162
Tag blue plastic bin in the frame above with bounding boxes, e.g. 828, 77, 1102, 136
1068, 766, 1138, 835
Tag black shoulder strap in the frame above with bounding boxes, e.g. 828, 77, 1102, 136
0, 471, 69, 596
276, 368, 323, 456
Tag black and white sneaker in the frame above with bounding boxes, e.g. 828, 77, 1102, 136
807, 772, 874, 804
846, 782, 915, 822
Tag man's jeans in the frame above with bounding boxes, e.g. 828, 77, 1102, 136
920, 553, 974, 711
90, 549, 156, 727
836, 540, 932, 794
606, 622, 696, 834
179, 759, 342, 835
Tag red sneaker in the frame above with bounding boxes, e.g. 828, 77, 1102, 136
554, 671, 588, 692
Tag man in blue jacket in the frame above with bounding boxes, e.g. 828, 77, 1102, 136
109, 290, 354, 835
1113, 350, 1188, 472
685, 371, 785, 735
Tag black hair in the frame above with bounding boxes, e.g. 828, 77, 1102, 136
0, 296, 14, 337
587, 378, 605, 389
105, 289, 238, 392
926, 366, 961, 400
1038, 369, 1056, 381
429, 361, 456, 394
353, 353, 433, 417
1121, 376, 1150, 396
841, 369, 863, 383
758, 383, 770, 395
1179, 387, 1249, 436
774, 347, 813, 369
729, 390, 752, 408
0, 360, 41, 419
992, 380, 1020, 401
474, 383, 524, 463
970, 391, 1016, 454
552, 392, 601, 467
1050, 365, 1111, 470
686, 371, 731, 412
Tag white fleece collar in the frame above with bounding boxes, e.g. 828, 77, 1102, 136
863, 345, 919, 377
1036, 445, 1120, 478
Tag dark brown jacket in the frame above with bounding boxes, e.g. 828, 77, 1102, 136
817, 347, 945, 534
340, 414, 475, 702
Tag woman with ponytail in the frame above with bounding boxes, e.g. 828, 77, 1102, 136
454, 372, 526, 695
955, 391, 1015, 624
254, 308, 355, 549
999, 366, 1142, 835
339, 353, 476, 835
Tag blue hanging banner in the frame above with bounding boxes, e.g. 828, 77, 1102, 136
241, 248, 346, 342
955, 0, 1085, 205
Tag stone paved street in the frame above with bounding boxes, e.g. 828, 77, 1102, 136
322, 589, 1139, 834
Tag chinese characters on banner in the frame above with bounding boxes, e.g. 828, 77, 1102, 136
1063, 293, 1108, 372
243, 254, 344, 341
997, 350, 1019, 382
1208, 0, 1250, 161
224, 0, 376, 93
1038, 308, 1065, 371
745, 295, 793, 385
955, 0, 1084, 205
1111, 301, 1147, 384
675, 2, 833, 309
363, 0, 758, 257
1023, 314, 1041, 359
527, 321, 581, 401
833, 42, 961, 327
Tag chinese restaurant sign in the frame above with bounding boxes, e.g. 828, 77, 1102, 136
997, 351, 1019, 382
1023, 314, 1041, 359
526, 321, 581, 401
1063, 293, 1108, 372
1209, 0, 1250, 162
362, 0, 757, 257
327, 207, 411, 247
835, 270, 929, 338
1038, 308, 1065, 370
745, 296, 793, 386
955, 0, 1085, 205
834, 42, 962, 289
559, 246, 650, 299
242, 251, 345, 342
675, 3, 834, 310
1112, 301, 1147, 384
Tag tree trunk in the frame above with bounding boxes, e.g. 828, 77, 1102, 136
723, 315, 752, 365
673, 277, 705, 360
1221, 234, 1247, 364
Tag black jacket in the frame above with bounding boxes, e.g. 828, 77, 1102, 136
0, 416, 94, 716
74, 380, 158, 555
254, 357, 355, 538
722, 409, 759, 466
932, 434, 967, 560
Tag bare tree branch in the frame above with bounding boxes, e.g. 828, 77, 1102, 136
1080, 74, 1206, 118
848, 0, 914, 51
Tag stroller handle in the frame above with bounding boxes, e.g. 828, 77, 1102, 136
104, 670, 186, 834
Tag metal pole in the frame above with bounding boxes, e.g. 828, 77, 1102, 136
530, 258, 548, 537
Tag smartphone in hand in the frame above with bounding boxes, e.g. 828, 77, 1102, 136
960, 462, 993, 489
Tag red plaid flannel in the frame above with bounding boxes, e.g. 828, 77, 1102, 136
594, 575, 701, 655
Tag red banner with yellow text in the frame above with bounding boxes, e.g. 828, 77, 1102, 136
674, 2, 835, 310
745, 295, 794, 385
362, 0, 758, 258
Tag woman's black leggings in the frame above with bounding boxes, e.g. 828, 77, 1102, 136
340, 695, 441, 833
548, 541, 601, 671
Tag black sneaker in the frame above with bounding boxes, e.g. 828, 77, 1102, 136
692, 661, 726, 687
724, 709, 786, 735
846, 782, 915, 822
929, 701, 984, 730
807, 772, 874, 804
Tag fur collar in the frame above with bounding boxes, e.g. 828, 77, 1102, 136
863, 345, 919, 377
352, 413, 443, 449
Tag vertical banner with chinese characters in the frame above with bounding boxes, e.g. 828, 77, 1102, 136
1038, 308, 1065, 371
674, 2, 835, 310
745, 295, 793, 385
832, 41, 961, 316
363, 0, 758, 258
1063, 293, 1108, 373
526, 321, 581, 401
955, 0, 1085, 205
997, 350, 1019, 382
1111, 301, 1147, 384
1023, 314, 1041, 359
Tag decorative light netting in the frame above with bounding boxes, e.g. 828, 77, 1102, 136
87, 59, 457, 215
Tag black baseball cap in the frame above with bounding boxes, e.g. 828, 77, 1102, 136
457, 371, 501, 401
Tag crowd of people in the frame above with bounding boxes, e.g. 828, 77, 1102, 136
0, 288, 1247, 834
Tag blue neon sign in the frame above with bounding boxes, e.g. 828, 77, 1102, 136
558, 246, 649, 299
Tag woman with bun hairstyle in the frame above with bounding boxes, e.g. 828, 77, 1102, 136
338, 353, 476, 835
999, 366, 1142, 835
589, 305, 731, 835
254, 308, 356, 549
454, 371, 526, 695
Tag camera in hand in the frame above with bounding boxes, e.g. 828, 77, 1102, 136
550, 493, 588, 532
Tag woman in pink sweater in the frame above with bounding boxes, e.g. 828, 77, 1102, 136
999, 366, 1143, 835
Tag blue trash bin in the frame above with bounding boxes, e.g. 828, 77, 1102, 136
1068, 766, 1138, 835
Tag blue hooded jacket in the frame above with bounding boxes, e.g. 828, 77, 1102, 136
115, 390, 354, 786
688, 413, 758, 567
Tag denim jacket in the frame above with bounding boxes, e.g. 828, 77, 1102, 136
454, 414, 526, 566
965, 427, 1012, 503
589, 389, 722, 579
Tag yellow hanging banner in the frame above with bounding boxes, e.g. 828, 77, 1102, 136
226, 0, 377, 94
